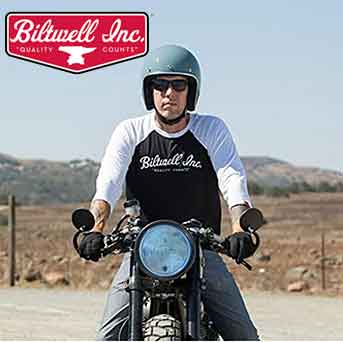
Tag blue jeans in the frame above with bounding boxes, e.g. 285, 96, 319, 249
96, 251, 259, 340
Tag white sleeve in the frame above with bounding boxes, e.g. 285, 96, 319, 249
92, 121, 134, 212
210, 120, 252, 209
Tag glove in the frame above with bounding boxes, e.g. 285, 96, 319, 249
79, 232, 104, 262
224, 232, 258, 263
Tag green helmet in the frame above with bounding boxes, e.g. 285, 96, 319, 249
142, 44, 201, 111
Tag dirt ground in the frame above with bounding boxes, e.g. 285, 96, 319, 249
1, 288, 343, 340
0, 193, 342, 296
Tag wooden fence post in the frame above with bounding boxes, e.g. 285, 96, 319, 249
8, 195, 16, 287
321, 231, 326, 291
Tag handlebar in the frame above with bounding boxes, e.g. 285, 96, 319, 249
102, 222, 258, 270
72, 208, 263, 271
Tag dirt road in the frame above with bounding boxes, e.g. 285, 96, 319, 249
0, 288, 342, 340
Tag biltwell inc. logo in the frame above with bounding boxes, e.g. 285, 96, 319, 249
6, 12, 149, 73
140, 154, 203, 171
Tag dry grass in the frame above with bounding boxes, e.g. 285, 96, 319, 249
0, 193, 342, 295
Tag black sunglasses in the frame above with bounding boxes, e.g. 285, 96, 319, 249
151, 78, 188, 92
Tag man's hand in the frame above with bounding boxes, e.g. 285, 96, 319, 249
79, 232, 104, 262
224, 232, 258, 263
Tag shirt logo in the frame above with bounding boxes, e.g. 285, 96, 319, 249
6, 12, 148, 73
140, 153, 202, 171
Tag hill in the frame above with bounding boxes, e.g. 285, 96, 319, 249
0, 153, 98, 204
243, 156, 342, 188
0, 152, 342, 204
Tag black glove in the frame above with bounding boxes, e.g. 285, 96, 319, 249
79, 232, 104, 262
224, 232, 258, 263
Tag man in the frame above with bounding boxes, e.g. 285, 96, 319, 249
80, 44, 259, 340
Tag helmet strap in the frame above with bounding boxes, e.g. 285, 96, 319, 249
154, 106, 187, 126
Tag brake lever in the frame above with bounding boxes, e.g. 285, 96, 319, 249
238, 259, 252, 271
217, 236, 253, 271
102, 228, 136, 257
101, 239, 124, 257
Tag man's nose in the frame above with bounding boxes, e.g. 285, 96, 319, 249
164, 84, 174, 96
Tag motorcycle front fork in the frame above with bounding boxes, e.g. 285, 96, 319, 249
127, 242, 204, 341
186, 238, 203, 340
128, 251, 144, 341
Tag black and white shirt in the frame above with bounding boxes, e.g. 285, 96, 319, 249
93, 113, 251, 234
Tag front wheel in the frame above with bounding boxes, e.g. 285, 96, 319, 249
143, 314, 182, 341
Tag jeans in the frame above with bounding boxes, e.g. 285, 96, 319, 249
96, 250, 259, 341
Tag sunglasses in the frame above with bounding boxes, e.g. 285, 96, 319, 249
151, 78, 188, 92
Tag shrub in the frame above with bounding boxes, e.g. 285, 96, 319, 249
299, 181, 316, 192
248, 181, 264, 195
288, 182, 301, 194
316, 181, 338, 193
264, 186, 290, 198
335, 182, 343, 192
0, 194, 8, 205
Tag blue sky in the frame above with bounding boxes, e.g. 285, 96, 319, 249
1, 1, 342, 172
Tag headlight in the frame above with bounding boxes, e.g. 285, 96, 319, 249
136, 220, 194, 280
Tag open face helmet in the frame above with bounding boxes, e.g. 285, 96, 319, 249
142, 44, 201, 112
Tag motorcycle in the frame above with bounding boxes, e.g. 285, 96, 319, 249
72, 200, 264, 341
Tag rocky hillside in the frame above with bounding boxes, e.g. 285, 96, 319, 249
0, 152, 342, 205
243, 156, 342, 188
0, 153, 98, 204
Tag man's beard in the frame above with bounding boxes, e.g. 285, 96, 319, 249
154, 106, 187, 126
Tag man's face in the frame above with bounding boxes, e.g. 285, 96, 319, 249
152, 75, 188, 119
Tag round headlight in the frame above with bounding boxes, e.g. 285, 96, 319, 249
136, 220, 194, 280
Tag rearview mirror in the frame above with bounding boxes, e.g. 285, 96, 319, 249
71, 208, 95, 232
239, 208, 264, 232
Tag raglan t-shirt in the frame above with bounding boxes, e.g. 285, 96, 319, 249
93, 112, 251, 234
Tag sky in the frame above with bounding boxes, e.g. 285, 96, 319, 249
1, 1, 342, 172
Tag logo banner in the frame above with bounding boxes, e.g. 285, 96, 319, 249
6, 12, 149, 73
